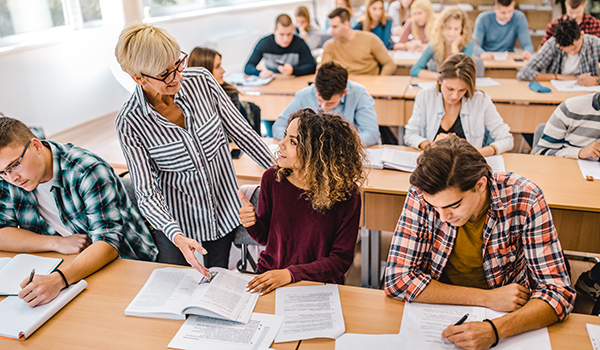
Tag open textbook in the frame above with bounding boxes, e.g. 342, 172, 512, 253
399, 302, 552, 350
0, 254, 62, 295
124, 267, 259, 323
0, 280, 87, 340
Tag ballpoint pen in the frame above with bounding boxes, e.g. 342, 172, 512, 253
27, 268, 35, 286
455, 313, 469, 326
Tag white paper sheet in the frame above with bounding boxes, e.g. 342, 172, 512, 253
587, 323, 600, 350
225, 72, 275, 86
492, 52, 509, 61
274, 284, 345, 343
485, 155, 506, 173
380, 148, 419, 172
551, 80, 600, 92
578, 159, 600, 180
399, 302, 552, 350
168, 313, 284, 350
392, 50, 423, 60
335, 333, 405, 350
416, 78, 499, 90
0, 254, 62, 295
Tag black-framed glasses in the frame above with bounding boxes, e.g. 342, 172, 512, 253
0, 139, 32, 178
142, 51, 188, 85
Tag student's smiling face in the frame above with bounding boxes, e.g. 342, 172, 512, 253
276, 118, 301, 170
421, 177, 488, 227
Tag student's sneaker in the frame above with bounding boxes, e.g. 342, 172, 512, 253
576, 271, 600, 300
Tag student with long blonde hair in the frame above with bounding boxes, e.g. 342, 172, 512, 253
394, 0, 435, 51
238, 109, 365, 294
390, 0, 414, 35
409, 6, 474, 79
354, 0, 393, 49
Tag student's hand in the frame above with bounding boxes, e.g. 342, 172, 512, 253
485, 283, 529, 312
259, 70, 275, 79
441, 321, 497, 350
173, 234, 211, 278
394, 42, 407, 51
18, 272, 65, 307
579, 141, 600, 159
53, 234, 92, 254
451, 35, 463, 52
277, 64, 294, 76
479, 52, 494, 61
392, 26, 404, 37
521, 51, 533, 60
246, 269, 292, 295
237, 190, 256, 227
577, 74, 599, 86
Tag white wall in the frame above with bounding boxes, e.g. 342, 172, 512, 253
0, 0, 333, 136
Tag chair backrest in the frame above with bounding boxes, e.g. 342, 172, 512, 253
531, 123, 546, 155
120, 177, 138, 208
233, 185, 261, 246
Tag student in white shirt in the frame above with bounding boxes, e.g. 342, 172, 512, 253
404, 53, 514, 156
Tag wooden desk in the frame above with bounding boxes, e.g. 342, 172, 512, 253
296, 284, 600, 350
404, 78, 589, 133
238, 75, 412, 126
392, 52, 526, 79
0, 251, 306, 350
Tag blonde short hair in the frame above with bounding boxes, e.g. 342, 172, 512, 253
115, 23, 180, 77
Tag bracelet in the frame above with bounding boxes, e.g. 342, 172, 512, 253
483, 319, 499, 347
54, 269, 69, 289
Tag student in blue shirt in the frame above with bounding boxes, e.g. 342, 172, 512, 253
473, 0, 534, 60
353, 0, 394, 49
272, 62, 380, 147
410, 6, 475, 79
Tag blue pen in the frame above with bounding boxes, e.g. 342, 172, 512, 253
455, 313, 469, 325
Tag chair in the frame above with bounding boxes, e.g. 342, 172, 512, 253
232, 184, 262, 274
529, 122, 546, 155
239, 101, 262, 135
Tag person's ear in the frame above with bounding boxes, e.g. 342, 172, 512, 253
341, 88, 349, 98
131, 75, 145, 86
476, 176, 488, 193
30, 138, 44, 154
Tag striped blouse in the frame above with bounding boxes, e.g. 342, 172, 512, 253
116, 67, 273, 243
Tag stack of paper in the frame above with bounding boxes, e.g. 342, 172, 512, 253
392, 50, 423, 60
577, 159, 600, 180
224, 72, 274, 87
366, 148, 420, 172
551, 80, 600, 92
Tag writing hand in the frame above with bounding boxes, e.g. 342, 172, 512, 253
577, 73, 598, 86
442, 321, 497, 350
18, 272, 65, 307
521, 51, 532, 60
246, 269, 292, 295
259, 70, 275, 79
237, 190, 256, 227
579, 141, 600, 159
277, 64, 294, 76
173, 234, 210, 278
53, 234, 92, 254
484, 283, 529, 312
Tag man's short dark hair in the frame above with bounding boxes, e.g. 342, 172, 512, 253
315, 62, 348, 100
276, 14, 293, 27
0, 116, 36, 150
567, 0, 586, 8
410, 136, 492, 195
495, 0, 514, 7
554, 18, 582, 47
328, 7, 350, 23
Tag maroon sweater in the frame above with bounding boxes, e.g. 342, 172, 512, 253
246, 167, 361, 284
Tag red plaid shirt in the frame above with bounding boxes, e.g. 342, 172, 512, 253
384, 173, 575, 321
540, 14, 600, 46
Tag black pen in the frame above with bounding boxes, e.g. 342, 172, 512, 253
27, 268, 35, 286
455, 313, 469, 325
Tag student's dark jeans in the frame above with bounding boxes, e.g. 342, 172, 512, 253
154, 231, 234, 269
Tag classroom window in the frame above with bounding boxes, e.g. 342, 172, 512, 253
143, 0, 259, 18
0, 0, 102, 40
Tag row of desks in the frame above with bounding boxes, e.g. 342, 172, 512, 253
239, 74, 588, 134
1, 251, 599, 350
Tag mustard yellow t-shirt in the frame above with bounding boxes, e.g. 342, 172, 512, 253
439, 212, 489, 289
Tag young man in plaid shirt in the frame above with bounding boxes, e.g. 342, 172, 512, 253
385, 136, 574, 350
0, 116, 157, 307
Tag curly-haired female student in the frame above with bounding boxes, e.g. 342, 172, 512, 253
238, 109, 366, 294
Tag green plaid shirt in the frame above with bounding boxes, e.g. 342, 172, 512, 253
0, 141, 157, 261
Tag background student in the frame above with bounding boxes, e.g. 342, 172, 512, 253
354, 0, 394, 50
409, 6, 475, 79
473, 0, 534, 60
405, 53, 513, 156
389, 0, 414, 35
295, 6, 321, 50
323, 0, 358, 33
540, 0, 600, 47
517, 18, 600, 85
239, 109, 365, 294
244, 14, 316, 78
536, 92, 600, 159
393, 0, 435, 52
114, 24, 273, 274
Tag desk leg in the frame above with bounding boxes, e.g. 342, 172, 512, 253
360, 227, 370, 288
370, 229, 381, 289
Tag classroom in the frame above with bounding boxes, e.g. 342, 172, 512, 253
1, 0, 600, 349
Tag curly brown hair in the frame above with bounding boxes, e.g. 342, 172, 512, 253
276, 109, 366, 212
